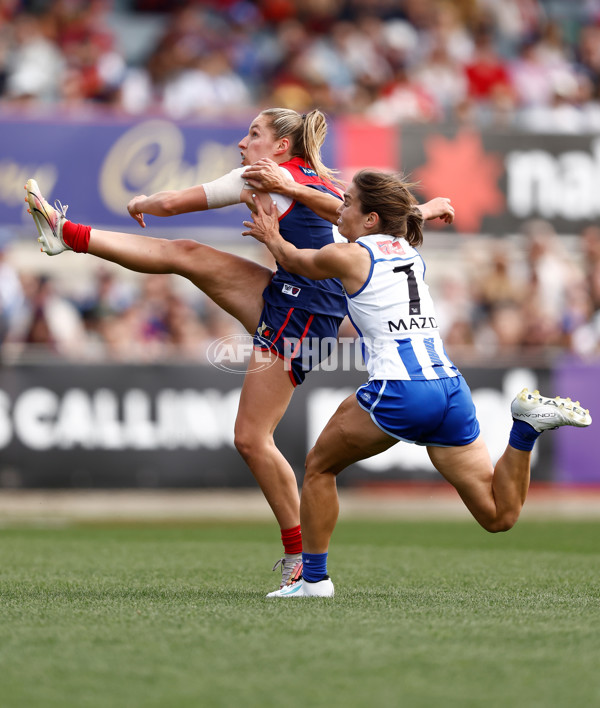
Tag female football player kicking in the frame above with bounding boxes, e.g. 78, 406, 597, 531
25, 107, 456, 596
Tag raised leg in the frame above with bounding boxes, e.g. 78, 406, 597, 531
427, 439, 527, 532
88, 229, 272, 333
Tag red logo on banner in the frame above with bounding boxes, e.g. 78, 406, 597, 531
414, 131, 504, 233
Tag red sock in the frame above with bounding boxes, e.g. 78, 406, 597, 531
62, 220, 91, 253
281, 525, 302, 555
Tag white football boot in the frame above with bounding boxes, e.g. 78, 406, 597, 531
511, 388, 592, 432
267, 577, 334, 598
25, 179, 71, 255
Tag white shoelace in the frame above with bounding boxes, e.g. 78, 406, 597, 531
54, 199, 69, 218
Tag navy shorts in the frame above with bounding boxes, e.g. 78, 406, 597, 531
253, 302, 343, 386
356, 376, 480, 447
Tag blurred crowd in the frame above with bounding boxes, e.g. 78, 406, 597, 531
2, 0, 600, 365
0, 254, 247, 362
3, 220, 600, 363
0, 0, 600, 131
435, 222, 600, 361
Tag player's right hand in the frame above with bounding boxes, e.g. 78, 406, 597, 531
127, 196, 147, 228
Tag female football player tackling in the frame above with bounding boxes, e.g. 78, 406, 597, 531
25, 107, 455, 595
242, 169, 592, 598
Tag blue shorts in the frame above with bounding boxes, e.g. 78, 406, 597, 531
253, 302, 343, 386
356, 376, 480, 447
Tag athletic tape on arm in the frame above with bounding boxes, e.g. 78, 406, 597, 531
204, 167, 248, 208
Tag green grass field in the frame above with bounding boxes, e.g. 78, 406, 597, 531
1, 520, 599, 708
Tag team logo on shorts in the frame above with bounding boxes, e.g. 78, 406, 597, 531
256, 321, 273, 339
282, 283, 301, 297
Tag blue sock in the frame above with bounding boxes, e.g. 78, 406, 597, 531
509, 418, 542, 452
302, 551, 328, 583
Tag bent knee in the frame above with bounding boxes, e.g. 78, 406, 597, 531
234, 426, 267, 461
233, 430, 253, 459
304, 450, 338, 481
481, 514, 518, 534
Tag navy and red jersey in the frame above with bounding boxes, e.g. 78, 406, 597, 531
261, 157, 347, 318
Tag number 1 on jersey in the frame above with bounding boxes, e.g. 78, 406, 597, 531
393, 264, 421, 315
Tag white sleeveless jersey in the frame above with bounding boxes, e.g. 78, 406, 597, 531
346, 234, 459, 381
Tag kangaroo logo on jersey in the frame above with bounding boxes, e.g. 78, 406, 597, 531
282, 283, 301, 297
377, 241, 406, 255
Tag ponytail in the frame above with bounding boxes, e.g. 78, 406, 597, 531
260, 107, 340, 185
406, 207, 424, 248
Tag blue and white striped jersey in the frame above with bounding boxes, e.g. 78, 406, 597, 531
346, 234, 459, 381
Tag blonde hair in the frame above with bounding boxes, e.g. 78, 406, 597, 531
352, 170, 424, 247
260, 107, 339, 184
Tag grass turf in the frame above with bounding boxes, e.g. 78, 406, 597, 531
0, 520, 599, 708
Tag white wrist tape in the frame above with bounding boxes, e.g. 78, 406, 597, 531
204, 167, 248, 208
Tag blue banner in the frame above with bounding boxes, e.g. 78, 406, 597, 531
5, 114, 598, 238
1, 115, 333, 236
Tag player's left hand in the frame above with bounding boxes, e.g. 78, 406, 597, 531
243, 158, 286, 193
419, 197, 454, 224
242, 194, 280, 243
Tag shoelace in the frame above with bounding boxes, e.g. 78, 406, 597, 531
54, 199, 69, 218
272, 557, 303, 587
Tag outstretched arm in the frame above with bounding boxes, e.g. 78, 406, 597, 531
126, 167, 249, 228
244, 158, 455, 225
127, 185, 209, 228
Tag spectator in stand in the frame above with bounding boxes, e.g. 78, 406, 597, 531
510, 39, 558, 109
0, 0, 599, 130
0, 246, 24, 346
575, 23, 600, 98
3, 13, 65, 102
413, 40, 468, 120
463, 27, 514, 121
162, 49, 252, 119
4, 274, 88, 357
524, 220, 576, 321
424, 1, 474, 64
366, 64, 439, 124
582, 225, 600, 312
471, 246, 523, 320
479, 0, 547, 56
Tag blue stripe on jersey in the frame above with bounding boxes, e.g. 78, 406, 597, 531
425, 337, 444, 367
395, 338, 423, 379
372, 255, 417, 264
349, 241, 375, 298
346, 306, 369, 367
